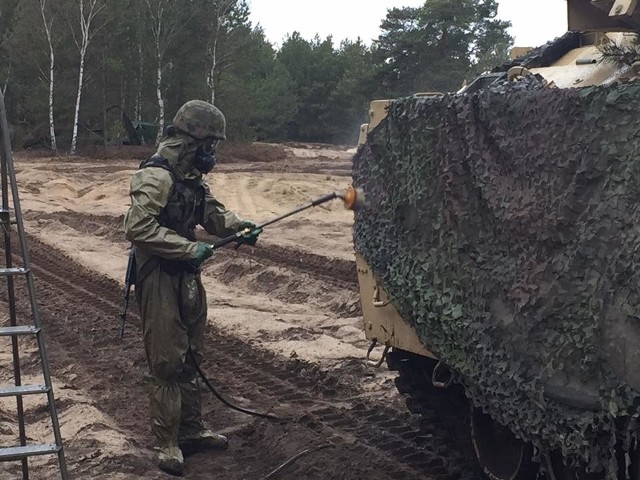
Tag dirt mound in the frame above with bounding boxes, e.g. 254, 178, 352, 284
17, 142, 288, 164
219, 142, 288, 163
19, 145, 156, 161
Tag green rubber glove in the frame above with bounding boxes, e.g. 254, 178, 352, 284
191, 242, 214, 267
238, 221, 262, 246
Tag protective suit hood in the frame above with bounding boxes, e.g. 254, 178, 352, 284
156, 132, 202, 181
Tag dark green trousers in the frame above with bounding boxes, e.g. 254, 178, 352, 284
136, 263, 207, 447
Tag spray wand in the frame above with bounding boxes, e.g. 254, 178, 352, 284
209, 185, 366, 250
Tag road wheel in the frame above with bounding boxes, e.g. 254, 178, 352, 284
470, 407, 537, 480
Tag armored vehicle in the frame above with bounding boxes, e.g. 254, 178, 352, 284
354, 1, 640, 479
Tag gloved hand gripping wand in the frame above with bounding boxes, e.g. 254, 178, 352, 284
210, 185, 365, 250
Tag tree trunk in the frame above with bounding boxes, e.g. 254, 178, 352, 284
41, 0, 58, 155
206, 20, 221, 105
207, 52, 216, 105
135, 35, 143, 123
48, 44, 57, 154
70, 46, 86, 156
1, 66, 9, 96
102, 48, 107, 152
155, 60, 164, 145
69, 0, 106, 155
119, 75, 125, 147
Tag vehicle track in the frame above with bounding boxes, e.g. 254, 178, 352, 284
3, 233, 480, 479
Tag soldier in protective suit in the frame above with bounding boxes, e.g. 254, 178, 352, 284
124, 100, 260, 476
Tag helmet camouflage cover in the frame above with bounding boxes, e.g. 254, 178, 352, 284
172, 100, 226, 140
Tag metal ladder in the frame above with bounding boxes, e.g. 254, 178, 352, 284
0, 92, 68, 478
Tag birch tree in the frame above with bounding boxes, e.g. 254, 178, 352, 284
40, 0, 58, 154
69, 0, 106, 155
144, 0, 190, 144
134, 7, 144, 123
204, 0, 250, 105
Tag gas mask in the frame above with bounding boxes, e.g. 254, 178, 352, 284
193, 139, 219, 174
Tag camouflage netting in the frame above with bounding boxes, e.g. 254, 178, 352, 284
353, 79, 640, 474
493, 31, 581, 72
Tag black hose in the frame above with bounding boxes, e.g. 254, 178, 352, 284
190, 351, 336, 479
189, 349, 280, 421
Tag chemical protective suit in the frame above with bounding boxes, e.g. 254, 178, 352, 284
124, 100, 260, 476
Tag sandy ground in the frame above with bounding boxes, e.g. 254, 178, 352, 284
0, 143, 421, 480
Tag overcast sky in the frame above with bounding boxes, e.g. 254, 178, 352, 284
248, 0, 568, 49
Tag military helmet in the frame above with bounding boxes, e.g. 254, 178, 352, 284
172, 100, 226, 140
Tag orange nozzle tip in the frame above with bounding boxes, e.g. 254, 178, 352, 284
342, 186, 358, 210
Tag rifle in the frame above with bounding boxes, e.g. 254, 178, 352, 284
119, 246, 136, 338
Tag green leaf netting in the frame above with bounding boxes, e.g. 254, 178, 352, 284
352, 80, 640, 473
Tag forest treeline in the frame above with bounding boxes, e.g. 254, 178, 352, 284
0, 0, 513, 151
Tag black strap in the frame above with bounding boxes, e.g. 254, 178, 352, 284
139, 153, 178, 178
